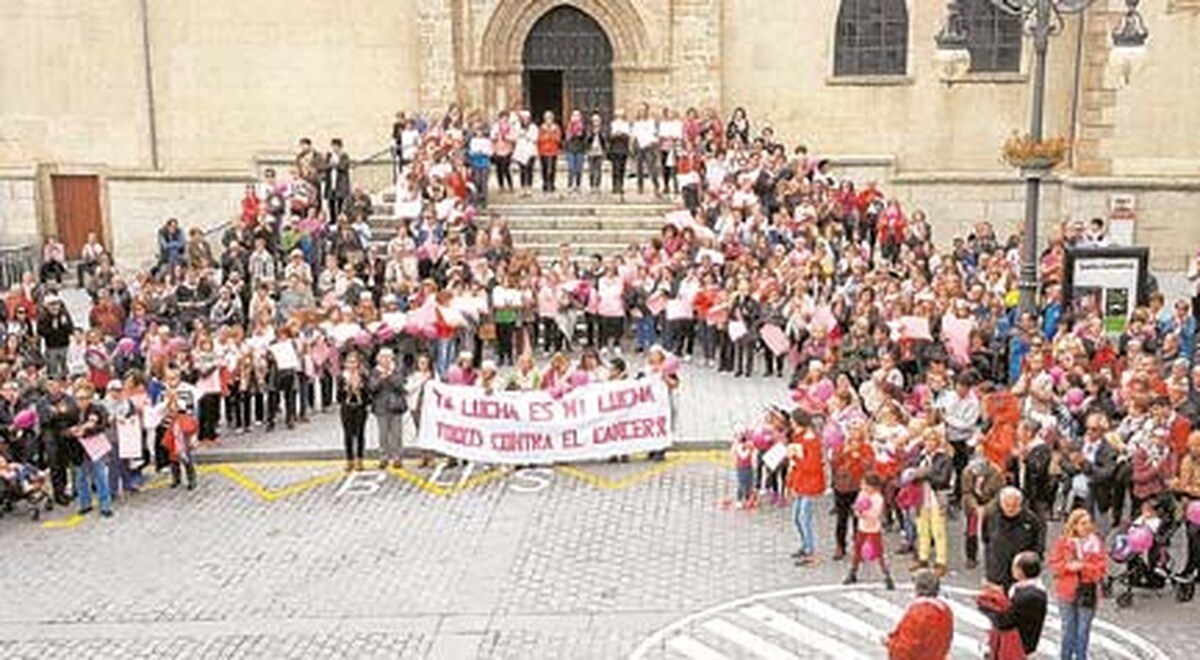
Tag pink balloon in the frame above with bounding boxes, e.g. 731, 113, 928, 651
853, 493, 872, 514
373, 325, 395, 343
12, 407, 38, 430
860, 537, 880, 562
1187, 500, 1200, 527
822, 424, 844, 450
569, 371, 590, 387
662, 354, 681, 376
1127, 526, 1154, 553
750, 427, 774, 451
354, 330, 373, 347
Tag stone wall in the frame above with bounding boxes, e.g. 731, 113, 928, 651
0, 170, 39, 246
105, 173, 252, 267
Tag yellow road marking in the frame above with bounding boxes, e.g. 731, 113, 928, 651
39, 449, 730, 527
216, 465, 343, 503
555, 450, 727, 490
41, 513, 85, 529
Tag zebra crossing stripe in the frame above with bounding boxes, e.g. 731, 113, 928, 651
790, 595, 889, 642
1039, 616, 1139, 660
701, 618, 799, 660
841, 590, 985, 658
666, 634, 730, 660
739, 603, 872, 660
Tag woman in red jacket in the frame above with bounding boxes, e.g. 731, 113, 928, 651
1049, 509, 1107, 660
831, 422, 875, 560
536, 111, 562, 193
787, 409, 826, 565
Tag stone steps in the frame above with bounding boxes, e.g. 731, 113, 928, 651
369, 191, 676, 259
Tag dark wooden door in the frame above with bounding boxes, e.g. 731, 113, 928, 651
51, 175, 104, 259
522, 5, 614, 121
526, 69, 564, 125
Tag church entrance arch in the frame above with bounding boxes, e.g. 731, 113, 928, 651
522, 5, 614, 124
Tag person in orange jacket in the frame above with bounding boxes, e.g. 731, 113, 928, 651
786, 409, 825, 565
886, 569, 954, 660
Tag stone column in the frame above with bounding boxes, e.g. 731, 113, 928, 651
669, 0, 722, 109
418, 0, 459, 114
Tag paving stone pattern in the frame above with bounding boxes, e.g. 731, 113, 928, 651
3, 458, 1199, 659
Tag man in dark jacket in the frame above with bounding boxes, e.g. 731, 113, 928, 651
982, 487, 1045, 591
39, 375, 80, 505
984, 551, 1049, 656
1063, 412, 1119, 534
1017, 419, 1055, 520
36, 294, 74, 378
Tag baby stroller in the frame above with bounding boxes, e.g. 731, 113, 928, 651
0, 463, 53, 522
1102, 494, 1193, 606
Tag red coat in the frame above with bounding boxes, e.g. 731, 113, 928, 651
162, 414, 199, 461
786, 429, 826, 497
887, 597, 954, 660
1048, 533, 1107, 604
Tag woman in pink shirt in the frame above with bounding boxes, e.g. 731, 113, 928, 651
537, 271, 565, 354
596, 264, 627, 355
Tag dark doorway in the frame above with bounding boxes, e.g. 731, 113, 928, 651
522, 5, 614, 122
525, 69, 564, 126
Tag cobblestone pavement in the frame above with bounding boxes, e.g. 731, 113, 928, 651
3, 454, 1198, 659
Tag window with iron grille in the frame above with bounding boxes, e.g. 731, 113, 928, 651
965, 0, 1024, 73
834, 0, 909, 77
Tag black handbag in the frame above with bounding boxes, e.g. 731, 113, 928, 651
1075, 579, 1098, 609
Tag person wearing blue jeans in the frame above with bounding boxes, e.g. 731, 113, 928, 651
792, 496, 817, 558
69, 382, 114, 517
1058, 602, 1095, 660
1050, 509, 1106, 660
75, 455, 113, 517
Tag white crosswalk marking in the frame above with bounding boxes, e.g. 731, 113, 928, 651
739, 604, 871, 660
631, 584, 1168, 660
1041, 615, 1140, 660
841, 590, 985, 658
666, 634, 731, 660
701, 618, 799, 660
789, 595, 888, 642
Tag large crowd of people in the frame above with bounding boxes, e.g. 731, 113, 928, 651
5, 101, 1200, 658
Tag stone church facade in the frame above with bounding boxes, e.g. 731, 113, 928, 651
2, 0, 1198, 267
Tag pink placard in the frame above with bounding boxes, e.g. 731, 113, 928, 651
646, 293, 667, 316
812, 305, 837, 333
942, 315, 974, 364
80, 434, 112, 462
761, 324, 789, 356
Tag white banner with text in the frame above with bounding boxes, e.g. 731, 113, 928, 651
416, 379, 673, 464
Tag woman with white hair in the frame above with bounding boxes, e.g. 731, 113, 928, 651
370, 348, 407, 469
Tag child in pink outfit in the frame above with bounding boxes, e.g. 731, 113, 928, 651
845, 473, 895, 589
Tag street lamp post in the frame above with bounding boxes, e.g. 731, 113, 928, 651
936, 0, 1149, 315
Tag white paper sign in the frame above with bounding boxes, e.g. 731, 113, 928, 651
117, 415, 144, 460
269, 341, 301, 371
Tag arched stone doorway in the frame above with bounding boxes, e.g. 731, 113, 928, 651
522, 5, 614, 124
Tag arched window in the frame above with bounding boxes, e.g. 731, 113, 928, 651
965, 0, 1023, 72
834, 0, 909, 77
